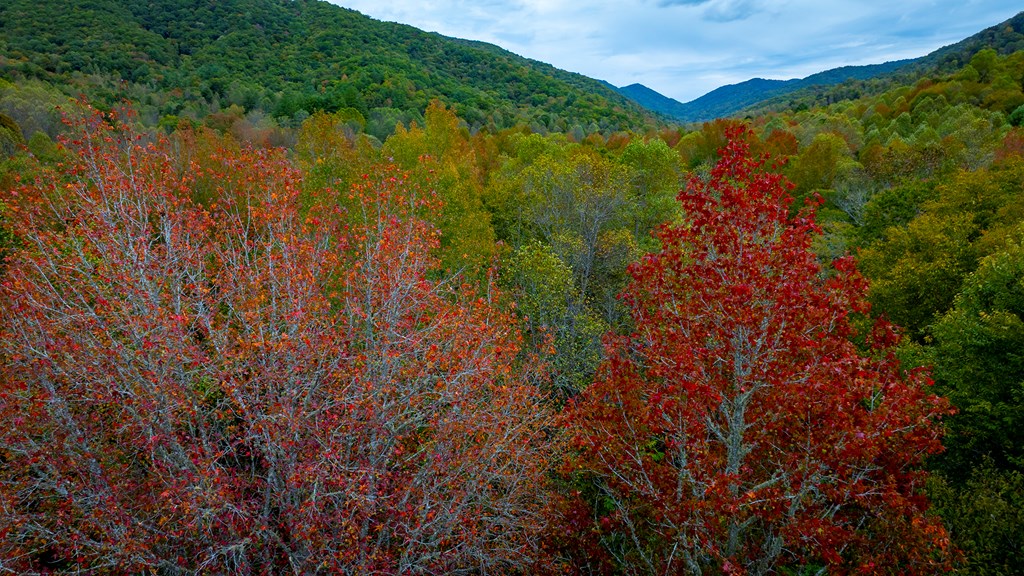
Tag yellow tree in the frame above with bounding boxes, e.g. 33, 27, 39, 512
383, 100, 497, 276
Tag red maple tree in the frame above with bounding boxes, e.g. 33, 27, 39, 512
561, 128, 952, 575
0, 109, 554, 573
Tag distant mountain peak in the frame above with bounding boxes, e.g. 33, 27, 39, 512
616, 60, 913, 123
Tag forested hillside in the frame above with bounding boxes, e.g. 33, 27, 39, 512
747, 10, 1024, 117
0, 0, 657, 137
1, 2, 1024, 574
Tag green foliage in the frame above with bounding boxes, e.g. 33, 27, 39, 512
929, 461, 1024, 575
294, 109, 378, 212
859, 212, 978, 338
0, 113, 22, 157
0, 79, 71, 140
928, 238, 1024, 478
503, 242, 606, 397
618, 138, 681, 248
383, 101, 498, 276
855, 157, 1024, 334
483, 132, 681, 392
0, 112, 22, 141
856, 180, 935, 244
0, 0, 657, 136
1010, 103, 1024, 127
498, 147, 634, 317
26, 131, 58, 161
970, 48, 1000, 83
786, 131, 856, 198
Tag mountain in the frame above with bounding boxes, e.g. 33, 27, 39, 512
0, 0, 657, 135
619, 10, 1024, 123
664, 77, 797, 122
617, 83, 690, 119
904, 10, 1024, 73
616, 60, 913, 123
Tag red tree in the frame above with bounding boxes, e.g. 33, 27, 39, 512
0, 110, 553, 573
562, 129, 951, 574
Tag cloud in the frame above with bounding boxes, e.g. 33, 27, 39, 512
658, 0, 712, 6
702, 0, 760, 22
656, 0, 761, 21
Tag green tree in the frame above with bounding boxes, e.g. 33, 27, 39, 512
504, 241, 606, 398
786, 132, 856, 200
294, 108, 376, 212
928, 461, 1024, 576
858, 212, 978, 338
618, 138, 681, 248
1010, 104, 1024, 127
928, 237, 1024, 478
970, 48, 999, 83
922, 237, 1024, 575
0, 112, 25, 157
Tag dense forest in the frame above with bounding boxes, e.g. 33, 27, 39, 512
0, 0, 657, 138
2, 1, 1024, 574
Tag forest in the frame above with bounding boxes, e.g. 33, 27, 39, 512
2, 2, 1024, 574
0, 0, 655, 139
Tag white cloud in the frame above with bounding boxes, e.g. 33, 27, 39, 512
328, 0, 1022, 102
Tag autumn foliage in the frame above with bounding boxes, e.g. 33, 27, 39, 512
0, 110, 553, 573
0, 109, 962, 574
560, 129, 952, 574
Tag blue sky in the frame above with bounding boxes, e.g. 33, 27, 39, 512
327, 1, 1022, 103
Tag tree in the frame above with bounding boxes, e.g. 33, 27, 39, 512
857, 160, 1024, 337
927, 236, 1024, 479
486, 137, 641, 392
927, 460, 1024, 575
0, 112, 25, 158
382, 100, 498, 277
0, 108, 554, 574
618, 138, 681, 250
503, 241, 606, 399
294, 108, 376, 207
562, 129, 951, 575
969, 48, 999, 84
1010, 104, 1024, 127
786, 132, 856, 201
857, 212, 978, 338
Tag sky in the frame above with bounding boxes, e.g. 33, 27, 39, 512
326, 1, 1022, 103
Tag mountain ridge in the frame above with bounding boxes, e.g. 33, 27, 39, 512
617, 59, 914, 123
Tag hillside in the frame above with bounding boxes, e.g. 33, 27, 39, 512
905, 9, 1024, 73
744, 10, 1024, 117
0, 0, 657, 135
